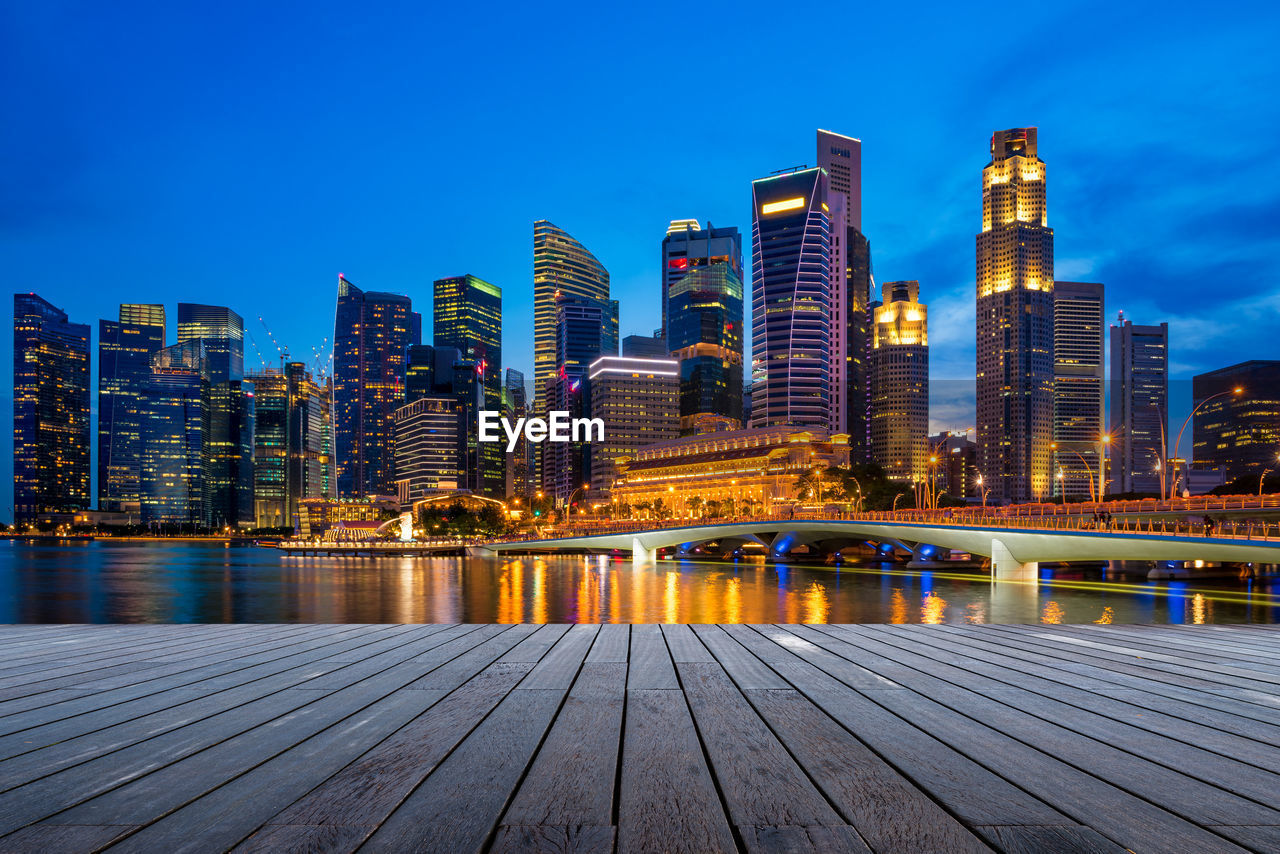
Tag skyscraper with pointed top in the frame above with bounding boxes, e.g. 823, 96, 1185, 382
976, 127, 1055, 503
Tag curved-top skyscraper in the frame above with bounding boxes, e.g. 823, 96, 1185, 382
749, 168, 832, 428
976, 128, 1055, 503
533, 221, 610, 406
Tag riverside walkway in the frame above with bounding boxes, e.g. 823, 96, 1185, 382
0, 623, 1277, 852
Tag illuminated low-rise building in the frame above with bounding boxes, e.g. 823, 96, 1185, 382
611, 425, 850, 516
394, 396, 460, 508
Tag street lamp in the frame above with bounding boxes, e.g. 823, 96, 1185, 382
1169, 386, 1243, 500
976, 475, 990, 511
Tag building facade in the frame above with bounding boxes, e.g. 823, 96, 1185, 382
177, 303, 243, 383
393, 396, 460, 508
533, 221, 610, 413
975, 127, 1055, 503
587, 356, 680, 500
13, 293, 91, 524
612, 425, 851, 517
931, 431, 980, 499
1052, 281, 1105, 500
870, 281, 929, 483
98, 304, 166, 515
141, 341, 209, 526
817, 129, 871, 457
749, 168, 831, 429
1192, 361, 1280, 484
333, 274, 412, 498
434, 274, 503, 497
247, 362, 332, 528
1110, 316, 1169, 495
665, 223, 745, 433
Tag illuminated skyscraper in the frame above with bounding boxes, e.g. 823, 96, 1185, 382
433, 274, 503, 497
1110, 316, 1168, 494
206, 378, 255, 528
870, 281, 929, 482
394, 396, 460, 507
13, 294, 91, 524
333, 274, 412, 498
141, 341, 209, 526
664, 222, 745, 433
817, 129, 871, 456
976, 128, 1054, 502
247, 362, 332, 528
533, 221, 609, 409
749, 167, 831, 428
177, 303, 244, 382
98, 304, 166, 514
1052, 281, 1105, 500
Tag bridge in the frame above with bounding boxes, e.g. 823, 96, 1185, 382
472, 516, 1280, 580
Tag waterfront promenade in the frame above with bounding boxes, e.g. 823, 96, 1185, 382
0, 624, 1277, 852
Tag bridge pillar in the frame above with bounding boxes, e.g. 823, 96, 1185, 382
632, 538, 657, 564
991, 538, 1038, 581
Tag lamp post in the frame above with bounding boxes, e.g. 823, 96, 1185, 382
976, 475, 990, 511
1261, 468, 1272, 497
1169, 386, 1242, 500
1050, 442, 1098, 504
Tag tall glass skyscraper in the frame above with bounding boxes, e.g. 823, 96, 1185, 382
434, 274, 503, 497
177, 303, 244, 382
141, 341, 209, 526
98, 304, 166, 514
749, 168, 831, 428
333, 274, 412, 498
1110, 316, 1168, 494
533, 221, 610, 407
1052, 281, 1105, 500
976, 128, 1055, 502
664, 223, 745, 433
817, 129, 871, 456
13, 293, 91, 524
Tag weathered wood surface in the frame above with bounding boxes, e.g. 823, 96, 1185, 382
0, 624, 1275, 853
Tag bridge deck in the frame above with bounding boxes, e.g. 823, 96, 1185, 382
0, 623, 1277, 852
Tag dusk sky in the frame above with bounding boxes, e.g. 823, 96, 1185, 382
4, 0, 1280, 516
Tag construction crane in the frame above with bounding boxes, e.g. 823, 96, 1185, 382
245, 330, 269, 372
259, 317, 288, 370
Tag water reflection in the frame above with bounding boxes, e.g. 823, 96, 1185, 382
0, 541, 1276, 624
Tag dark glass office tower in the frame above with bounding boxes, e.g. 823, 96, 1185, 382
1110, 317, 1168, 494
555, 294, 619, 377
1193, 361, 1280, 484
666, 224, 745, 433
207, 379, 255, 528
749, 168, 832, 428
843, 228, 872, 460
141, 341, 210, 526
333, 275, 412, 498
13, 293, 91, 524
661, 219, 744, 343
247, 362, 331, 528
177, 303, 244, 382
505, 368, 533, 498
98, 304, 166, 515
434, 274, 504, 497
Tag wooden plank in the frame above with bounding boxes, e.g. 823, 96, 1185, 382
586, 623, 629, 663
0, 626, 419, 759
675, 660, 854, 838
500, 662, 626, 827
779, 625, 1264, 851
617, 689, 737, 854
695, 625, 790, 689
490, 824, 615, 854
838, 626, 1280, 811
739, 686, 991, 852
354, 627, 594, 853
0, 625, 498, 835
973, 824, 1128, 853
863, 625, 1280, 768
1032, 625, 1280, 675
85, 626, 543, 854
725, 626, 1074, 828
516, 624, 598, 691
661, 623, 714, 662
626, 624, 676, 690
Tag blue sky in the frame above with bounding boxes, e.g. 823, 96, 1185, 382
4, 0, 1280, 518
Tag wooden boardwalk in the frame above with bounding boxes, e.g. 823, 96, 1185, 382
0, 624, 1277, 853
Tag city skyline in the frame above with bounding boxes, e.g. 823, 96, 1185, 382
5, 1, 1280, 517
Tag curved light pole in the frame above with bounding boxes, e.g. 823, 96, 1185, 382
1050, 442, 1098, 503
1169, 386, 1243, 500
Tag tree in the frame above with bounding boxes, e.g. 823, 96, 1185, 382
687, 496, 704, 518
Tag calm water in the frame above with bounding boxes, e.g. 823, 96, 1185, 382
0, 540, 1276, 624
